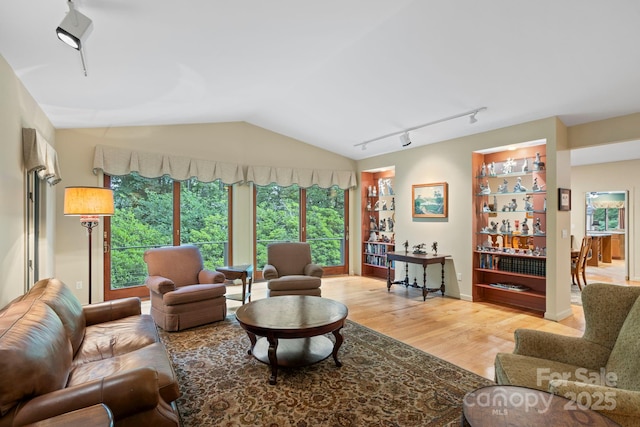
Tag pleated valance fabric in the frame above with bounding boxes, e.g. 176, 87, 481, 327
246, 165, 357, 190
92, 145, 245, 184
93, 144, 357, 190
592, 201, 625, 209
22, 128, 62, 185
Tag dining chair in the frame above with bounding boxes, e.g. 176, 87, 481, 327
571, 236, 592, 290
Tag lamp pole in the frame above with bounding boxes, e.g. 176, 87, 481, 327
80, 218, 99, 304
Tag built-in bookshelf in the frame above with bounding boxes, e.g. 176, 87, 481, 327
361, 169, 395, 279
472, 145, 547, 313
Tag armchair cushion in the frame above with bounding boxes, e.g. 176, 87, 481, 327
267, 275, 322, 292
162, 283, 226, 306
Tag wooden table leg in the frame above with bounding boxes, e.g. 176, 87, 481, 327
267, 335, 279, 385
440, 260, 446, 296
246, 331, 257, 355
422, 265, 428, 301
331, 326, 344, 367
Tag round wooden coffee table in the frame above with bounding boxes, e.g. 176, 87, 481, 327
462, 385, 620, 426
235, 295, 348, 385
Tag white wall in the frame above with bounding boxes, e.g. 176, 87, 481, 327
571, 159, 640, 281
0, 55, 56, 307
54, 123, 357, 303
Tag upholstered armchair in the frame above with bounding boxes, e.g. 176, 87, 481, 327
263, 242, 323, 297
144, 245, 226, 331
495, 283, 640, 426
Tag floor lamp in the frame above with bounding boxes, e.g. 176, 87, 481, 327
64, 186, 114, 304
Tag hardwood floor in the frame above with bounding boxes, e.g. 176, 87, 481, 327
585, 258, 637, 285
226, 276, 586, 381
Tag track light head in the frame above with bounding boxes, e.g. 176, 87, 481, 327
400, 132, 412, 147
56, 1, 93, 50
469, 112, 478, 124
361, 143, 367, 151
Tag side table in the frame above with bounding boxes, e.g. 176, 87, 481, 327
216, 264, 253, 304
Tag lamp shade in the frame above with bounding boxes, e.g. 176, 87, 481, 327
64, 187, 114, 216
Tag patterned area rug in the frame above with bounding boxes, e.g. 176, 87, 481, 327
158, 315, 492, 426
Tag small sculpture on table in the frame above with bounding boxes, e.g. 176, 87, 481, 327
403, 240, 409, 254
431, 242, 438, 255
412, 243, 427, 255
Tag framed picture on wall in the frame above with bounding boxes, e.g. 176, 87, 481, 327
558, 188, 571, 211
412, 182, 448, 218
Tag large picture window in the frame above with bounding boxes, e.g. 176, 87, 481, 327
254, 184, 348, 276
104, 173, 231, 300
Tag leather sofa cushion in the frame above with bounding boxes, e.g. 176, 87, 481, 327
162, 283, 226, 306
0, 300, 72, 415
21, 278, 86, 356
68, 342, 180, 403
606, 295, 640, 390
74, 314, 159, 365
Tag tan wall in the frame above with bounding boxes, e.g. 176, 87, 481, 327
568, 113, 640, 149
356, 117, 573, 321
54, 123, 357, 303
570, 159, 640, 281
0, 55, 56, 307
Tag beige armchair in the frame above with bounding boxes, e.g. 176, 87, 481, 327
263, 242, 323, 297
495, 283, 640, 426
144, 245, 226, 331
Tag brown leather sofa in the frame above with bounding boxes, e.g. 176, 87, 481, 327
0, 278, 180, 427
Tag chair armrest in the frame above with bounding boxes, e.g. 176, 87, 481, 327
83, 297, 142, 326
549, 379, 640, 420
304, 263, 324, 278
513, 329, 611, 370
198, 269, 226, 284
263, 264, 279, 280
12, 367, 162, 426
146, 275, 176, 295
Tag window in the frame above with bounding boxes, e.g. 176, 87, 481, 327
104, 173, 231, 299
254, 184, 348, 275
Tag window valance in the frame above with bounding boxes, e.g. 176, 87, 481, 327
246, 165, 357, 190
92, 145, 245, 184
22, 128, 62, 185
592, 201, 625, 209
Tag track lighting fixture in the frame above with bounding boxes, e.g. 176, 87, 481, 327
400, 132, 412, 147
354, 107, 487, 150
56, 0, 93, 76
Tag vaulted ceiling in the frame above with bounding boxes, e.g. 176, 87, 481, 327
1, 1, 639, 161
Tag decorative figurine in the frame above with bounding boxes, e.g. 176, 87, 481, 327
374, 200, 381, 211
497, 178, 509, 193
488, 162, 496, 177
502, 158, 515, 174
502, 198, 517, 212
379, 218, 386, 231
369, 231, 378, 242
532, 177, 544, 192
513, 177, 527, 192
372, 185, 377, 197
493, 195, 498, 212
369, 215, 377, 230
507, 219, 512, 234
368, 185, 373, 197
482, 202, 491, 212
479, 180, 491, 195
387, 216, 394, 232
413, 243, 427, 254
431, 242, 438, 255
390, 197, 395, 210
499, 220, 507, 233
382, 200, 388, 210
491, 221, 498, 233
366, 199, 372, 211
522, 157, 529, 172
480, 162, 487, 177
533, 152, 545, 171
521, 217, 529, 235
523, 195, 533, 212
403, 240, 409, 253
534, 217, 544, 235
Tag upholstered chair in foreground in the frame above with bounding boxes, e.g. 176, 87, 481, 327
263, 242, 323, 297
495, 283, 640, 426
144, 245, 226, 331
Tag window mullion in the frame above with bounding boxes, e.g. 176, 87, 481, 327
173, 181, 181, 245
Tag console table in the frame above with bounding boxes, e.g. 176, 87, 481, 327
386, 251, 449, 301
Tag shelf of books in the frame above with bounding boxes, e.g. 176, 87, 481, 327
361, 169, 395, 279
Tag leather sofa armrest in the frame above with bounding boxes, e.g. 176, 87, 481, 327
263, 264, 279, 280
513, 328, 610, 370
304, 263, 324, 278
83, 297, 142, 326
549, 379, 640, 421
198, 269, 226, 284
146, 275, 176, 294
12, 367, 162, 426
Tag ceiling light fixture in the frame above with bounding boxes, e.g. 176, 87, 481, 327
56, 0, 93, 76
400, 132, 412, 147
354, 107, 487, 150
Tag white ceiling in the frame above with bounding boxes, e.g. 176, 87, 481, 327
1, 0, 640, 162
